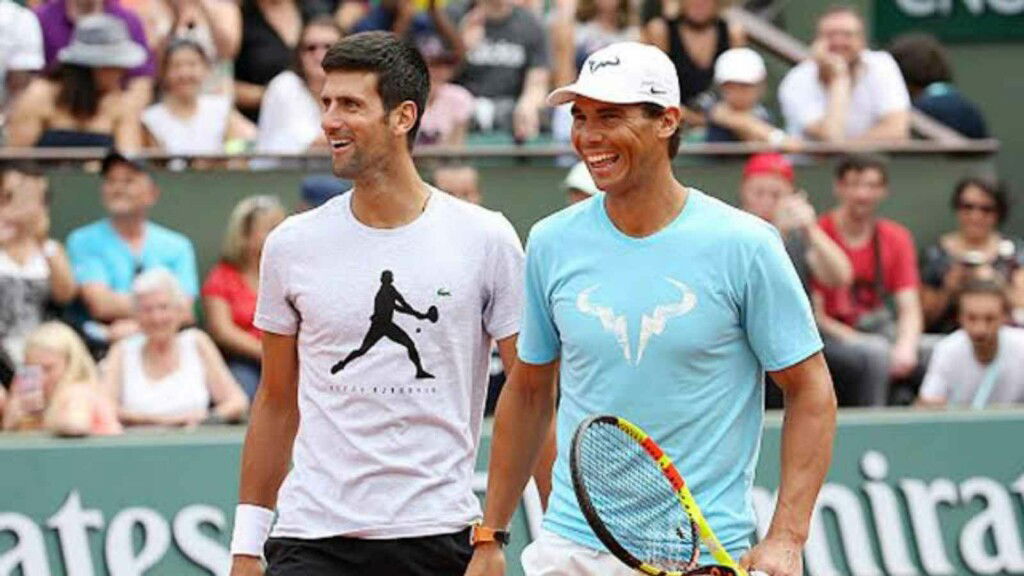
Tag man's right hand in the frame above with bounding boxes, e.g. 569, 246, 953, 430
229, 555, 263, 576
464, 544, 505, 576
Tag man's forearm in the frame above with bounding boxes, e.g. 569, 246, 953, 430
895, 299, 923, 351
770, 358, 836, 543
856, 110, 910, 143
238, 388, 300, 508
809, 76, 851, 142
481, 363, 557, 529
805, 225, 853, 289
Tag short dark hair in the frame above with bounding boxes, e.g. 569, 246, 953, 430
888, 33, 952, 92
957, 277, 1010, 312
951, 176, 1009, 225
835, 153, 889, 184
321, 31, 430, 149
641, 103, 682, 159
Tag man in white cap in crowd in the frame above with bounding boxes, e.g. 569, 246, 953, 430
465, 41, 836, 576
704, 47, 799, 149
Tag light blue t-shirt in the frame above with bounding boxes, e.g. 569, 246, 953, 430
66, 219, 199, 296
518, 189, 822, 557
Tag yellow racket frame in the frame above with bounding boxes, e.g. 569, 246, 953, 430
611, 416, 750, 576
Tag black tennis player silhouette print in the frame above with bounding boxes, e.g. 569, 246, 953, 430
331, 270, 439, 378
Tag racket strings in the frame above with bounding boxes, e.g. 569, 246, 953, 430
578, 423, 698, 570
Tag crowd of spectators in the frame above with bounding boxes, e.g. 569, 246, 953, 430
0, 0, 995, 151
0, 1, 1020, 437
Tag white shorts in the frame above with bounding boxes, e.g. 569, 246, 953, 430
521, 529, 638, 576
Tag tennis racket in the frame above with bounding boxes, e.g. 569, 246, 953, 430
570, 414, 764, 576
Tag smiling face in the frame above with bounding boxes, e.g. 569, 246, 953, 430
959, 292, 1005, 354
719, 81, 764, 112
163, 46, 208, 101
300, 24, 342, 89
955, 184, 1000, 243
320, 70, 408, 179
569, 97, 680, 196
817, 10, 866, 67
136, 286, 184, 342
0, 170, 48, 242
740, 173, 793, 223
835, 167, 887, 222
101, 163, 157, 219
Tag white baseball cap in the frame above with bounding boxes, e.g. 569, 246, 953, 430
562, 162, 603, 197
547, 42, 681, 109
714, 48, 767, 85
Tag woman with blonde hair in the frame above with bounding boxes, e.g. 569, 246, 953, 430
2, 322, 121, 436
202, 195, 286, 398
105, 269, 248, 426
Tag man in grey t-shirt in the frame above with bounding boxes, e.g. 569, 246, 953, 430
229, 32, 525, 576
918, 278, 1024, 408
451, 0, 549, 140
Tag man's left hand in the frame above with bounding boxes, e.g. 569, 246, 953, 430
739, 535, 803, 576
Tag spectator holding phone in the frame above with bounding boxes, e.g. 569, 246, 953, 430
102, 269, 247, 427
1, 163, 76, 365
2, 321, 121, 435
921, 177, 1024, 333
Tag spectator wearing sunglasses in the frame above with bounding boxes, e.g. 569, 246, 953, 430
921, 177, 1024, 334
65, 150, 198, 351
255, 17, 342, 157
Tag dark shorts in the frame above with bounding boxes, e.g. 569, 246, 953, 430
265, 527, 473, 576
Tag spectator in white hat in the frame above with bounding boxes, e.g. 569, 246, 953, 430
703, 47, 800, 150
467, 40, 834, 576
6, 14, 147, 150
562, 160, 602, 205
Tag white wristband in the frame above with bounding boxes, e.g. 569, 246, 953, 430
230, 504, 275, 557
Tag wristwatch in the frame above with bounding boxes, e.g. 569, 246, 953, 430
469, 523, 511, 547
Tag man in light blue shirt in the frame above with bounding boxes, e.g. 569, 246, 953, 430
466, 42, 837, 576
66, 150, 197, 346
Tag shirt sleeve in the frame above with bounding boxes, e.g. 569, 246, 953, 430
778, 65, 825, 137
873, 53, 911, 116
201, 264, 230, 299
886, 225, 920, 293
7, 9, 44, 71
253, 227, 299, 336
743, 230, 824, 371
920, 244, 948, 288
516, 227, 560, 365
482, 215, 525, 341
172, 238, 200, 297
66, 231, 110, 286
919, 338, 953, 401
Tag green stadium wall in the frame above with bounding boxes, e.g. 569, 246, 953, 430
1, 409, 1022, 575
45, 153, 1017, 284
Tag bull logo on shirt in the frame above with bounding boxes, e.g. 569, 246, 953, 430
576, 278, 697, 366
